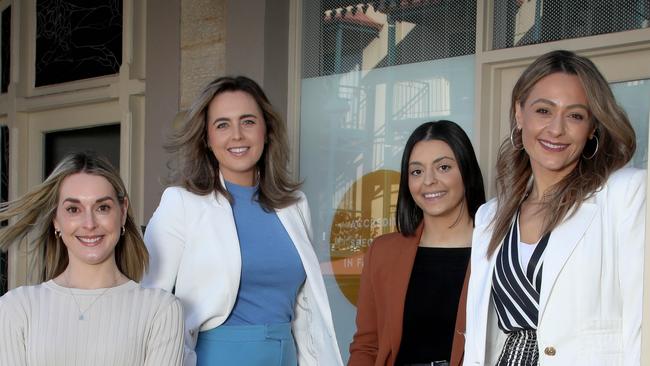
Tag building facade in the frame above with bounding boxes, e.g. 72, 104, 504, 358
1, 0, 649, 362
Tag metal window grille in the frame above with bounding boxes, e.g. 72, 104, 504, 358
302, 0, 477, 78
493, 0, 650, 50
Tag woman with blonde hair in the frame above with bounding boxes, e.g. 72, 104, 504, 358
143, 75, 343, 366
0, 152, 184, 365
464, 50, 645, 365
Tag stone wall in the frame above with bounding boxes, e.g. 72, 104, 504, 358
180, 0, 226, 109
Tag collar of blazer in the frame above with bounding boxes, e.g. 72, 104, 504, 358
389, 223, 424, 356
537, 201, 597, 321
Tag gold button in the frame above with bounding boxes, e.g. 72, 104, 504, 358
544, 346, 556, 356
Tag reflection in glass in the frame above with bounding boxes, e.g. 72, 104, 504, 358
303, 0, 476, 77
493, 0, 650, 50
611, 79, 650, 169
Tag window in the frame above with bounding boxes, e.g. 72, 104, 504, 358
493, 0, 650, 49
0, 126, 8, 295
35, 0, 122, 86
1, 6, 10, 93
299, 0, 477, 357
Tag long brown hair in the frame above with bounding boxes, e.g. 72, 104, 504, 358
488, 50, 635, 256
0, 152, 148, 280
166, 75, 300, 211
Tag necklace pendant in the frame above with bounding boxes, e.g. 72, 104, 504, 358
79, 314, 84, 320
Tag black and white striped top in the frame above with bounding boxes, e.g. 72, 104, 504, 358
491, 212, 551, 332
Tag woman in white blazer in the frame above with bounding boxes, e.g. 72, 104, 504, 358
464, 50, 645, 366
142, 76, 343, 366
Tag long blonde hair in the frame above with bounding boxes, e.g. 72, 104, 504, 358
488, 50, 635, 256
166, 75, 300, 211
0, 152, 148, 280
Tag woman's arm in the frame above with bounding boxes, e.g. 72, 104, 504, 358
144, 296, 185, 366
348, 243, 379, 366
614, 169, 646, 365
0, 292, 27, 365
142, 187, 187, 292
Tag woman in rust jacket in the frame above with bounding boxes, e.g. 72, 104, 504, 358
349, 121, 485, 366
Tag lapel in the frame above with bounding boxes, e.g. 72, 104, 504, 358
475, 225, 500, 362
389, 224, 424, 356
276, 202, 318, 283
210, 175, 241, 255
276, 200, 337, 334
537, 202, 597, 321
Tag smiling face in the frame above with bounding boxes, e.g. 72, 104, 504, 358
206, 90, 267, 186
53, 173, 127, 269
516, 72, 595, 186
407, 139, 466, 222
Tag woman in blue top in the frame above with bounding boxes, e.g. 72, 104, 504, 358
142, 76, 343, 366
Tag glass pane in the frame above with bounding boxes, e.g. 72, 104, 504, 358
44, 124, 120, 177
302, 0, 476, 78
300, 57, 475, 361
611, 79, 650, 169
0, 126, 7, 295
1, 6, 10, 93
493, 0, 650, 50
35, 0, 122, 87
300, 2, 476, 353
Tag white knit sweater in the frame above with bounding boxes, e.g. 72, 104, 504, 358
0, 280, 184, 366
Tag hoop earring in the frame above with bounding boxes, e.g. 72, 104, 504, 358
510, 126, 524, 151
582, 135, 599, 160
54, 228, 61, 238
121, 226, 126, 236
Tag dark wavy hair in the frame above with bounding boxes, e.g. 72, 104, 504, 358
396, 120, 486, 236
166, 75, 301, 211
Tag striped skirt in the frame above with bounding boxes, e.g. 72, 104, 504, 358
496, 329, 539, 366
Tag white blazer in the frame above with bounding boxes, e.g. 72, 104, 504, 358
142, 186, 344, 366
464, 167, 646, 366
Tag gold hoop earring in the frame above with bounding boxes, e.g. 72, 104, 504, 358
54, 228, 61, 238
121, 226, 125, 236
582, 135, 599, 160
510, 126, 524, 151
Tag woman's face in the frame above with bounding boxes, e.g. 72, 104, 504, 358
407, 139, 466, 221
515, 72, 595, 185
206, 90, 267, 186
52, 173, 127, 269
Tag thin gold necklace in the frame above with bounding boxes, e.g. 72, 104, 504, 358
64, 271, 115, 321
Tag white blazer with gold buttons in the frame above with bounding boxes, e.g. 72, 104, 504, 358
463, 167, 646, 366
141, 185, 344, 366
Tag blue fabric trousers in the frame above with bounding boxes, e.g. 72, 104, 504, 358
196, 323, 298, 366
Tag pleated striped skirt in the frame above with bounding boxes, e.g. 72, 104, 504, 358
496, 329, 539, 366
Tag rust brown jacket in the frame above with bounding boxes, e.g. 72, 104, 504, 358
348, 225, 469, 366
